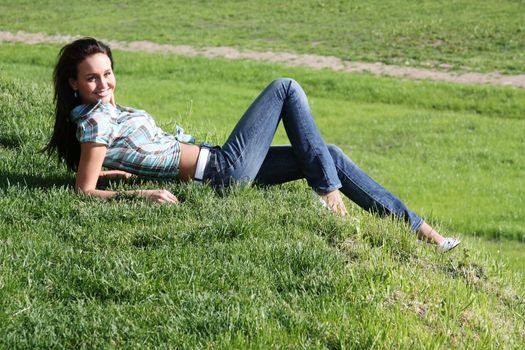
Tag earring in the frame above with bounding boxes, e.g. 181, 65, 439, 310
74, 90, 78, 98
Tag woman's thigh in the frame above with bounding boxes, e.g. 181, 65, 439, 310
219, 80, 291, 182
255, 146, 304, 186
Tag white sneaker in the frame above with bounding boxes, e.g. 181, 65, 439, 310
438, 237, 461, 253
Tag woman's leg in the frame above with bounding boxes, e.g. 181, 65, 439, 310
255, 145, 450, 244
326, 144, 424, 231
214, 78, 341, 193
210, 79, 458, 249
255, 145, 420, 228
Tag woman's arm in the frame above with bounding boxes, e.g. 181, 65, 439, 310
76, 142, 178, 203
99, 169, 135, 180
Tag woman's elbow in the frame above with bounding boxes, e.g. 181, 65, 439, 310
75, 185, 96, 196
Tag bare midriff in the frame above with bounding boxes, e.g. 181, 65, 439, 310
178, 143, 201, 181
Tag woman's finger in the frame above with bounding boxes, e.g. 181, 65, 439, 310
161, 192, 178, 204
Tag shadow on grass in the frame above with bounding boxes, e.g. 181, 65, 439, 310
471, 228, 525, 243
0, 135, 24, 149
0, 171, 182, 191
0, 170, 74, 190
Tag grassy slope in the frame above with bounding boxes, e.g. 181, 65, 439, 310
1, 43, 523, 240
0, 0, 524, 73
0, 43, 524, 348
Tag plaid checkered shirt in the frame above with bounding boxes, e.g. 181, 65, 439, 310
70, 100, 195, 178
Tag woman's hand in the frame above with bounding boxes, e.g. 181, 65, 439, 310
139, 189, 178, 204
319, 189, 348, 216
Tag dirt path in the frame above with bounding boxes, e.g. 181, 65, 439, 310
2, 30, 524, 88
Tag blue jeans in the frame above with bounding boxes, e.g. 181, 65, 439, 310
201, 78, 423, 231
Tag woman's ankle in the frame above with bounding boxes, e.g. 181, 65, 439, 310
417, 222, 445, 245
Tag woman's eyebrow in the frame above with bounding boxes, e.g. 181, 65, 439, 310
83, 71, 105, 77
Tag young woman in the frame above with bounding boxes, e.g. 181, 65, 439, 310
45, 37, 460, 252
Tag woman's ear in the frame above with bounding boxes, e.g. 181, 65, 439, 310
69, 78, 78, 91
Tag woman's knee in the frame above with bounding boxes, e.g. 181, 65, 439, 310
265, 78, 303, 102
326, 144, 347, 167
326, 144, 343, 157
270, 78, 302, 94
271, 77, 297, 87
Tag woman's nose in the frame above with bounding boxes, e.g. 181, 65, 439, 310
98, 77, 108, 89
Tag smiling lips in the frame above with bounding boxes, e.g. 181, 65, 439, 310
95, 90, 111, 98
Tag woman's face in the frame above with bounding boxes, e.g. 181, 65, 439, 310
69, 53, 116, 106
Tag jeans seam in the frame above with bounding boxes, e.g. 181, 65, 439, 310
222, 81, 285, 177
223, 138, 267, 179
286, 79, 338, 191
335, 162, 395, 216
336, 162, 421, 231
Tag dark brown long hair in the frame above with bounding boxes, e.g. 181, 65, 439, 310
44, 37, 114, 171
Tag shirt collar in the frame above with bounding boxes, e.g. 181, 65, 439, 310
70, 100, 119, 122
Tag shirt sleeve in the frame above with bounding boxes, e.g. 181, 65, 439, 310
175, 125, 195, 144
76, 114, 113, 146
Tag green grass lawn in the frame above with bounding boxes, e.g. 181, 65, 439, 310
478, 238, 525, 273
1, 0, 524, 73
0, 42, 524, 348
